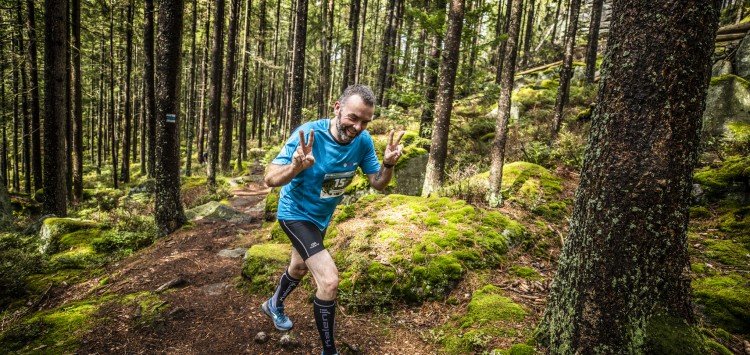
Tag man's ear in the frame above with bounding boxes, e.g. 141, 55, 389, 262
333, 101, 341, 115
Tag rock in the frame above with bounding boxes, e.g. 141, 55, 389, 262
254, 332, 268, 344
128, 179, 156, 195
24, 214, 56, 236
240, 244, 291, 293
737, 35, 750, 79
743, 340, 749, 354
201, 282, 229, 296
185, 201, 256, 223
38, 217, 98, 254
217, 247, 249, 259
712, 59, 733, 77
389, 153, 428, 196
279, 334, 297, 349
168, 307, 188, 320
702, 75, 750, 141
155, 277, 187, 293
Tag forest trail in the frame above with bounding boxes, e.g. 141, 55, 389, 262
75, 173, 435, 354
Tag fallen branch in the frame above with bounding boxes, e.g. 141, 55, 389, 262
716, 33, 746, 42
516, 60, 563, 76
716, 21, 750, 36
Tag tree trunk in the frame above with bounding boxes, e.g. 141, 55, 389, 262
289, 0, 308, 132
109, 10, 118, 189
238, 0, 251, 163
355, 0, 368, 83
185, 0, 198, 176
495, 0, 513, 83
25, 0, 42, 193
207, 0, 225, 186
254, 0, 268, 148
145, 0, 156, 178
520, 0, 535, 67
550, 0, 581, 140
550, 0, 561, 46
71, 0, 83, 202
488, 0, 523, 207
376, 0, 398, 106
421, 0, 464, 197
43, 0, 68, 216
343, 0, 361, 91
584, 0, 603, 85
220, 0, 241, 172
16, 2, 31, 194
120, 2, 134, 183
539, 1, 720, 352
318, 0, 330, 118
197, 0, 211, 165
154, 0, 188, 235
98, 41, 105, 171
1, 20, 7, 188
419, 0, 446, 138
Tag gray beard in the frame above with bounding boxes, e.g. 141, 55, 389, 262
335, 115, 357, 143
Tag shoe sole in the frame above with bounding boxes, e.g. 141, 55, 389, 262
261, 301, 293, 331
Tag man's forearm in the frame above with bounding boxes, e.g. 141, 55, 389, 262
264, 163, 304, 187
369, 165, 394, 191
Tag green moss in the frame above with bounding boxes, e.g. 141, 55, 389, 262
240, 244, 291, 294
495, 344, 537, 355
511, 266, 541, 280
121, 291, 168, 327
692, 274, 750, 333
706, 340, 733, 355
58, 228, 102, 250
464, 285, 526, 325
691, 263, 707, 274
689, 206, 712, 219
710, 74, 750, 89
693, 155, 750, 198
643, 315, 709, 354
180, 176, 208, 190
264, 187, 280, 217
39, 218, 99, 254
714, 328, 732, 341
702, 238, 750, 268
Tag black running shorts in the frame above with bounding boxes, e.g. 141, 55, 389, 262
279, 220, 328, 260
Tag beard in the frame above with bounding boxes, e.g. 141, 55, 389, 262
334, 114, 360, 143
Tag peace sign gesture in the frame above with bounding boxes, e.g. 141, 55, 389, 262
383, 130, 405, 166
292, 130, 316, 170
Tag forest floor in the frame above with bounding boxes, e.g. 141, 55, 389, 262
59, 173, 552, 354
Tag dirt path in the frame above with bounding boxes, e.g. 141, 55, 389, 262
78, 177, 435, 354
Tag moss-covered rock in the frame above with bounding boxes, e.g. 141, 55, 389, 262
693, 274, 750, 334
436, 285, 527, 353
693, 156, 750, 201
331, 195, 525, 308
264, 187, 280, 221
240, 244, 291, 294
494, 344, 537, 355
643, 315, 709, 354
38, 217, 98, 254
185, 201, 255, 223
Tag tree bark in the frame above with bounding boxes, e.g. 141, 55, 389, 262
185, 0, 199, 176
109, 9, 118, 189
584, 0, 603, 85
1, 19, 7, 188
25, 0, 42, 193
254, 0, 268, 148
550, 0, 561, 46
421, 0, 464, 197
539, 1, 720, 352
145, 0, 157, 178
376, 0, 398, 106
43, 0, 68, 216
207, 0, 225, 185
289, 0, 308, 132
220, 0, 241, 172
495, 0, 513, 83
98, 40, 105, 171
550, 0, 581, 140
120, 2, 134, 183
155, 0, 188, 235
16, 2, 31, 194
197, 0, 211, 165
342, 0, 361, 91
520, 0, 534, 67
238, 0, 252, 163
71, 0, 83, 202
487, 0, 523, 207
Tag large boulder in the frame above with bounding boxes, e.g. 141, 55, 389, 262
38, 217, 98, 254
736, 34, 750, 79
241, 243, 291, 293
712, 59, 733, 77
702, 75, 750, 140
185, 201, 255, 223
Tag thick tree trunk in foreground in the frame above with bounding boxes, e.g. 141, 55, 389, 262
487, 0, 523, 207
43, 0, 68, 216
421, 0, 464, 197
154, 0, 188, 235
584, 0, 603, 85
539, 1, 720, 352
220, 0, 241, 172
207, 0, 225, 186
550, 0, 581, 140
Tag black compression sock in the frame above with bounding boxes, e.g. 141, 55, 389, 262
313, 297, 337, 354
271, 270, 300, 308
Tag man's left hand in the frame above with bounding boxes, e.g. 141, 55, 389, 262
383, 130, 405, 166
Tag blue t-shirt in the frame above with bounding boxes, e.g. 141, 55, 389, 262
273, 119, 381, 230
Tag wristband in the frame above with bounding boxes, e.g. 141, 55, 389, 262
383, 162, 395, 169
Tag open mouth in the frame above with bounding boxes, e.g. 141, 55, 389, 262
346, 127, 358, 137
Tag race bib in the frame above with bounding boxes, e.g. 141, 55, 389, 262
320, 171, 356, 198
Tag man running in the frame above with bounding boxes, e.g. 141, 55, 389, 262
262, 84, 404, 355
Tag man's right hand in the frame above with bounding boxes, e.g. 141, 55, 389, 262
292, 130, 316, 171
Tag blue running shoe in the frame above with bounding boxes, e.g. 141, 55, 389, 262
261, 298, 293, 331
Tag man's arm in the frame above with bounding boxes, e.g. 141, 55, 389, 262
367, 165, 394, 191
265, 130, 316, 187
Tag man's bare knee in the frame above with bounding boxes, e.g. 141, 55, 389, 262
289, 264, 308, 279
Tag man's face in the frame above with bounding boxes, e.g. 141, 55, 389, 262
333, 94, 374, 144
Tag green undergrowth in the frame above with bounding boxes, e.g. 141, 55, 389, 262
692, 274, 750, 334
432, 285, 528, 354
239, 243, 292, 294
327, 194, 526, 310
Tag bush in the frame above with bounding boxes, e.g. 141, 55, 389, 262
92, 230, 153, 254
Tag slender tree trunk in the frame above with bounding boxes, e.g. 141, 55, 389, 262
43, 0, 68, 216
16, 3, 31, 194
550, 0, 581, 140
520, 0, 535, 67
343, 0, 361, 90
419, 0, 446, 138
207, 0, 225, 185
145, 0, 156, 178
584, 0, 603, 85
376, 0, 397, 106
220, 0, 241, 172
25, 0, 42, 193
1, 23, 7, 187
238, 0, 252, 163
98, 41, 105, 171
421, 0, 465, 197
550, 0, 561, 46
495, 0, 513, 83
488, 0, 523, 207
254, 0, 267, 148
490, 0, 504, 67
289, 0, 309, 132
355, 0, 368, 83
281, 0, 296, 132
318, 0, 330, 118
140, 77, 146, 173
197, 0, 211, 164
155, 0, 188, 235
120, 2, 134, 182
12, 39, 20, 192
185, 0, 199, 176
109, 9, 118, 189
540, 1, 720, 352
71, 0, 83, 202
